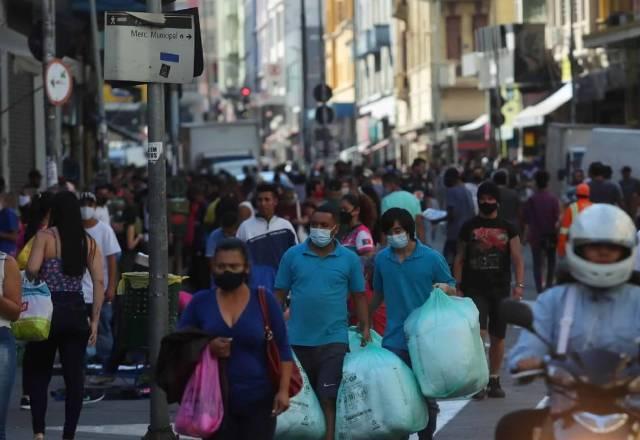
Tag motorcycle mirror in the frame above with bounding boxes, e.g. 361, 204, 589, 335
501, 299, 534, 331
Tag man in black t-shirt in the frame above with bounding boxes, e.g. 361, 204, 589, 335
454, 181, 525, 400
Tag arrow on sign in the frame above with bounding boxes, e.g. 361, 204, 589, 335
187, 34, 192, 40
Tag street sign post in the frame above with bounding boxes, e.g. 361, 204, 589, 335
104, 11, 195, 83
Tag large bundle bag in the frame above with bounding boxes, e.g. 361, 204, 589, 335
404, 288, 489, 399
347, 326, 382, 354
276, 355, 326, 440
336, 346, 427, 440
12, 274, 52, 341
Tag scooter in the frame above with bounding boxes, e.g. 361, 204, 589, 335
498, 299, 640, 439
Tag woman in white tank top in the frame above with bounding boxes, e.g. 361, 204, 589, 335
0, 251, 23, 440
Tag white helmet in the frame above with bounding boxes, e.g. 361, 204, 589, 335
566, 204, 638, 288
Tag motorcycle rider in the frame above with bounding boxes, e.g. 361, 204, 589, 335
496, 204, 640, 440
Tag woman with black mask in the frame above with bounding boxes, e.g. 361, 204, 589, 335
178, 238, 293, 440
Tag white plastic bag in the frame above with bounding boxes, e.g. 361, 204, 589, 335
336, 346, 428, 440
347, 326, 382, 354
275, 355, 326, 440
12, 274, 53, 341
404, 288, 489, 399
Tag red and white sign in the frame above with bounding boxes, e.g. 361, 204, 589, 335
45, 59, 73, 106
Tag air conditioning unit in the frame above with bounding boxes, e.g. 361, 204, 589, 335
438, 62, 457, 87
392, 0, 409, 22
394, 72, 409, 101
462, 52, 479, 77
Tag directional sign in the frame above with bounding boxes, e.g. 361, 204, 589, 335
45, 59, 73, 106
104, 11, 196, 83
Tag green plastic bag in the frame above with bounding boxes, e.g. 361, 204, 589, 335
336, 346, 428, 440
275, 354, 326, 440
404, 288, 489, 399
347, 326, 382, 353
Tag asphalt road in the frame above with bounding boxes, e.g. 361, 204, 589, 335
7, 235, 547, 440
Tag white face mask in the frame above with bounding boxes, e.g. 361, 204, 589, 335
80, 207, 96, 221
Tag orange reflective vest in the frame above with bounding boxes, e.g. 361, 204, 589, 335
557, 198, 593, 257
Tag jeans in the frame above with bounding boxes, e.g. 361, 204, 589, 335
0, 328, 16, 440
442, 240, 458, 267
96, 302, 113, 363
531, 245, 556, 293
387, 348, 439, 440
29, 293, 89, 439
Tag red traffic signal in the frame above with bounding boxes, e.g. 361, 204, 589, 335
240, 87, 251, 97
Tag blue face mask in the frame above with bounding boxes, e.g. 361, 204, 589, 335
387, 232, 409, 249
310, 227, 334, 248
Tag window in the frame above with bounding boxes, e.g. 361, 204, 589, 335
445, 16, 462, 61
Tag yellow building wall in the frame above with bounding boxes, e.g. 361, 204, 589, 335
325, 0, 355, 102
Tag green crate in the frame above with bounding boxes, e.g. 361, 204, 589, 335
118, 272, 182, 351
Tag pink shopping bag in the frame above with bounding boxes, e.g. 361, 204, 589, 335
175, 348, 224, 437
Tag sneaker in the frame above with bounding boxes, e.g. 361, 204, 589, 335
487, 376, 506, 398
83, 390, 105, 405
89, 375, 115, 386
472, 388, 487, 400
20, 396, 30, 410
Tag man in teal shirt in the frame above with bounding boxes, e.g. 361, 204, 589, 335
370, 207, 456, 440
275, 204, 370, 440
381, 172, 426, 243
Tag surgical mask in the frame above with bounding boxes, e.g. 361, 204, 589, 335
387, 232, 409, 249
309, 227, 334, 247
341, 186, 350, 196
478, 202, 498, 216
80, 207, 96, 220
18, 195, 31, 207
214, 271, 246, 291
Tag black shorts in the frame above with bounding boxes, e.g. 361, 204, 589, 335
466, 292, 508, 339
292, 343, 348, 400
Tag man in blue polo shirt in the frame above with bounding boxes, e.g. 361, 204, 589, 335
370, 207, 456, 440
275, 204, 370, 440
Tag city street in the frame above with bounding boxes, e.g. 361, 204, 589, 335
7, 234, 546, 440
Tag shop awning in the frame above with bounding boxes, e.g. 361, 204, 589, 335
583, 22, 640, 48
513, 82, 573, 128
458, 114, 488, 132
363, 139, 390, 155
458, 140, 490, 151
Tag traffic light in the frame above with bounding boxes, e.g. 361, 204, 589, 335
313, 83, 335, 124
240, 87, 251, 104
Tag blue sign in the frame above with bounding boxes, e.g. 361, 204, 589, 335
71, 0, 146, 13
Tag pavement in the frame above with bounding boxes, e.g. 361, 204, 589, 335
7, 231, 548, 440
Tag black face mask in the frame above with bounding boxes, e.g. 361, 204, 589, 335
214, 271, 246, 291
479, 202, 498, 215
339, 211, 353, 225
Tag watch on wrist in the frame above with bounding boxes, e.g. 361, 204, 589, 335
515, 283, 525, 288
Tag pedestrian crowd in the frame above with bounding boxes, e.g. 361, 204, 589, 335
0, 155, 637, 440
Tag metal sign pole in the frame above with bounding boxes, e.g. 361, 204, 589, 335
89, 0, 110, 181
144, 0, 175, 438
42, 0, 59, 187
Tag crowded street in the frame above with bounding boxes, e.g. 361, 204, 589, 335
3, 0, 640, 439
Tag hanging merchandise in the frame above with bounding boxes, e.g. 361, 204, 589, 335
404, 288, 489, 399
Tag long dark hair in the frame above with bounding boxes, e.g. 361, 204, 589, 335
49, 191, 88, 276
24, 192, 54, 244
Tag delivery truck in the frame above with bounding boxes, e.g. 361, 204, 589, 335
181, 120, 261, 176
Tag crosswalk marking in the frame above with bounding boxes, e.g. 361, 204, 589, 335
51, 400, 471, 438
